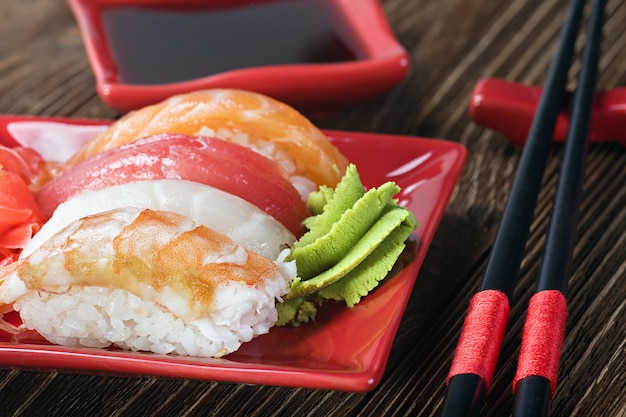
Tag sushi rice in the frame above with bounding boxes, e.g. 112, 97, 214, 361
13, 276, 286, 357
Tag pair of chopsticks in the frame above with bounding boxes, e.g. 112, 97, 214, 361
440, 0, 605, 416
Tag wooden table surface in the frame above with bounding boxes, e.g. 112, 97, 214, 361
1, 0, 626, 416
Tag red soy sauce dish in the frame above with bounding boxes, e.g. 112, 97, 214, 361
68, 0, 411, 113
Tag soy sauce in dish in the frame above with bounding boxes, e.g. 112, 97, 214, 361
101, 0, 364, 85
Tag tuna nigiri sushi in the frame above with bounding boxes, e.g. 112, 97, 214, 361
35, 133, 309, 236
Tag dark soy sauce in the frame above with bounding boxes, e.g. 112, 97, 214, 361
101, 0, 364, 85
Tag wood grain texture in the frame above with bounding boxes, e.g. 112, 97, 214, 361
1, 0, 625, 415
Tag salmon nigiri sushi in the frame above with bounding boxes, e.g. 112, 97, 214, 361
64, 89, 350, 194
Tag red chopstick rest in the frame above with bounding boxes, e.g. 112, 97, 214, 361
469, 78, 626, 147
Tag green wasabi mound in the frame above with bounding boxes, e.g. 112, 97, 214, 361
277, 164, 418, 327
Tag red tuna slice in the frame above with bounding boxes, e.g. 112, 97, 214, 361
35, 133, 308, 236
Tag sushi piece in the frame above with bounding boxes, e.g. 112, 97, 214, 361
24, 179, 296, 261
35, 133, 308, 236
0, 207, 296, 357
63, 89, 350, 191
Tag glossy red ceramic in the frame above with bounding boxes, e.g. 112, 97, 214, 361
0, 116, 466, 392
469, 78, 626, 147
67, 0, 410, 113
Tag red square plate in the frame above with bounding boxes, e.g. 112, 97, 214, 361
0, 116, 466, 391
68, 0, 410, 113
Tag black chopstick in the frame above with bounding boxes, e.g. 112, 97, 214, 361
439, 1, 587, 416
512, 0, 605, 416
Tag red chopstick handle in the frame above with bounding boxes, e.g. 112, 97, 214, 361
469, 78, 626, 147
513, 290, 568, 397
447, 289, 510, 391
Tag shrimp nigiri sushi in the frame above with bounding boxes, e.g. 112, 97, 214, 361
0, 207, 296, 357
